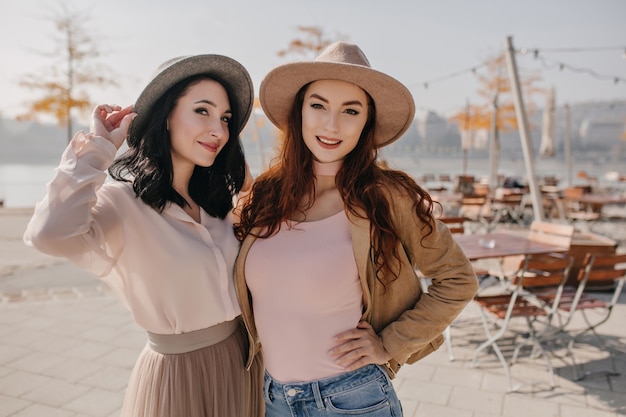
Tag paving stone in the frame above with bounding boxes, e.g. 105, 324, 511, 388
0, 370, 55, 397
5, 351, 67, 374
79, 366, 131, 391
62, 387, 124, 417
449, 386, 503, 415
21, 379, 91, 407
416, 402, 474, 417
559, 403, 618, 417
97, 347, 140, 369
1, 285, 625, 416
8, 403, 76, 417
503, 395, 560, 417
396, 379, 452, 406
41, 358, 105, 383
0, 394, 30, 416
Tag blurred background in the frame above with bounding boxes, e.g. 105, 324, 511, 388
1, 0, 624, 207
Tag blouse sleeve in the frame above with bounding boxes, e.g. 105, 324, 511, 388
23, 131, 125, 277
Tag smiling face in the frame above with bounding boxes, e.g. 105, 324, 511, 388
167, 78, 231, 173
301, 79, 369, 163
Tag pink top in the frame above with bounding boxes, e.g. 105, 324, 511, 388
245, 211, 362, 382
23, 132, 241, 335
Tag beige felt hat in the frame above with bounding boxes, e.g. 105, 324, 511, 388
131, 54, 253, 137
259, 41, 415, 148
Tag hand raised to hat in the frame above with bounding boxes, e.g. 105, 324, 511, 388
90, 104, 136, 150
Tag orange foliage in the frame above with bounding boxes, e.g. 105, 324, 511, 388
448, 52, 543, 138
16, 4, 117, 138
277, 26, 343, 58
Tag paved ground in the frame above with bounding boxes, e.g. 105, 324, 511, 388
1, 207, 625, 417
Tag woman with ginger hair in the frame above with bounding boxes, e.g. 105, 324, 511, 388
234, 42, 478, 416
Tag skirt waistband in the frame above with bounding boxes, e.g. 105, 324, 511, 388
147, 317, 240, 354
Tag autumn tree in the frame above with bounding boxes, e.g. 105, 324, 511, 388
277, 26, 345, 59
449, 52, 543, 143
448, 52, 543, 185
17, 4, 117, 142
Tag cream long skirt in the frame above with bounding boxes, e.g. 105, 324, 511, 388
121, 322, 263, 417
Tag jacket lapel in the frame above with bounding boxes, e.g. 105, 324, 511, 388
347, 209, 373, 320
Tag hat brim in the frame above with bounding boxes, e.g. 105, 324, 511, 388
259, 61, 415, 148
131, 54, 253, 137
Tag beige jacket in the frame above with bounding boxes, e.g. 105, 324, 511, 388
234, 191, 479, 378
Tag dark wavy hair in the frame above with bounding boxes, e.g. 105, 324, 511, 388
109, 74, 246, 219
235, 82, 435, 285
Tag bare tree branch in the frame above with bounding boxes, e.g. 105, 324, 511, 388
17, 2, 118, 142
277, 26, 347, 59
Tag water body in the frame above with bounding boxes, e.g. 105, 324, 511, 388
1, 155, 624, 208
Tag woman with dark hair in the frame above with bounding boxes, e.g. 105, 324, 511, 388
234, 42, 479, 416
24, 55, 263, 417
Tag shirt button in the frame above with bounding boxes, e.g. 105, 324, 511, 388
287, 388, 297, 397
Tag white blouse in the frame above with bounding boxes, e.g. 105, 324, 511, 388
23, 132, 241, 334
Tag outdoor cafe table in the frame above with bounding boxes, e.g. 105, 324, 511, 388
452, 230, 571, 288
451, 231, 571, 391
577, 193, 626, 214
453, 232, 569, 261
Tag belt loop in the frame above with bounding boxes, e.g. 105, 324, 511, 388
312, 381, 324, 409
263, 373, 273, 403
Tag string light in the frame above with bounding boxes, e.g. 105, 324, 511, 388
413, 46, 625, 92
519, 46, 625, 54
527, 52, 626, 84
410, 63, 488, 91
410, 45, 625, 114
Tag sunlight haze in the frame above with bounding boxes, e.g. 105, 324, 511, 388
1, 0, 624, 124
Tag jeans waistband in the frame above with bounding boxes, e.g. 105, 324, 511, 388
265, 364, 387, 404
147, 317, 240, 354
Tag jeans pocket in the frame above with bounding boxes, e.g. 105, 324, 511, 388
263, 372, 273, 403
324, 378, 391, 415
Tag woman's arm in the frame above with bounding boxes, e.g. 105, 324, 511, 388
23, 105, 135, 276
378, 193, 479, 364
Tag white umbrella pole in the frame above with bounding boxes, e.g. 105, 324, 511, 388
488, 95, 500, 190
504, 36, 545, 221
564, 104, 572, 187
462, 99, 470, 175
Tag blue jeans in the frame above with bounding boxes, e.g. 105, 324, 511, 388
263, 364, 403, 417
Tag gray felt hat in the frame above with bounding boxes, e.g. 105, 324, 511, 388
259, 41, 415, 148
131, 54, 253, 137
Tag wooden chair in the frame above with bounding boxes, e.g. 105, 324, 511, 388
528, 221, 575, 248
472, 253, 574, 392
488, 221, 574, 287
487, 188, 526, 225
439, 216, 467, 234
552, 252, 626, 380
561, 187, 600, 223
454, 175, 475, 196
459, 195, 492, 227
